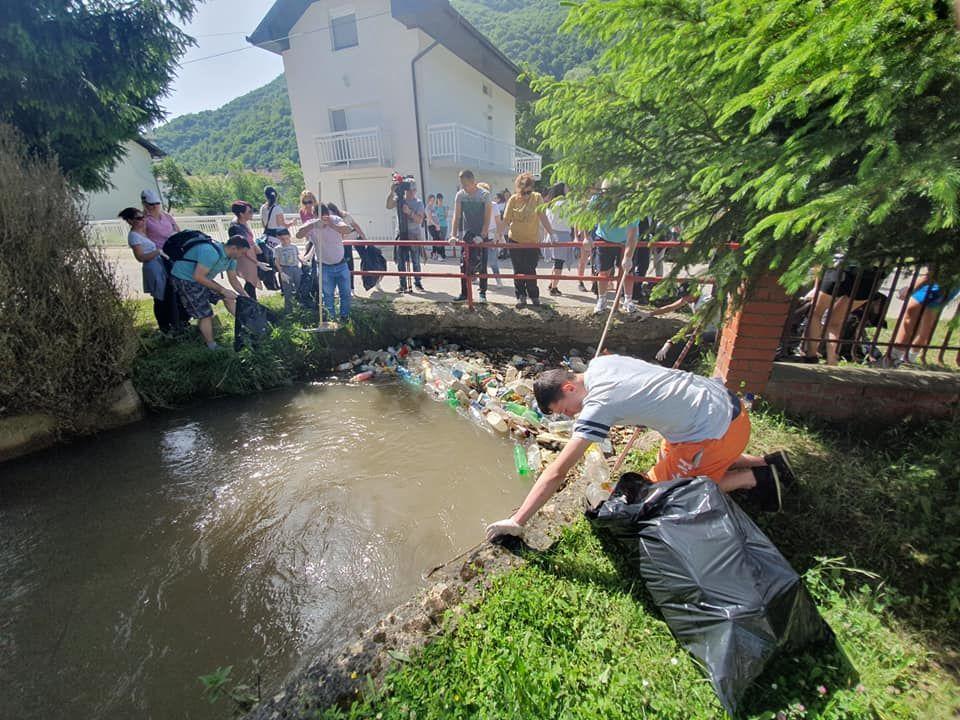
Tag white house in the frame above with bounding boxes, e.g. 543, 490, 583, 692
248, 0, 541, 239
83, 138, 166, 221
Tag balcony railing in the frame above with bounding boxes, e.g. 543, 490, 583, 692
427, 123, 542, 178
315, 126, 385, 168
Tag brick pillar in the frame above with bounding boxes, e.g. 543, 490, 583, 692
714, 273, 792, 395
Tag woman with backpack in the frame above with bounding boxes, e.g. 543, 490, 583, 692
228, 200, 263, 299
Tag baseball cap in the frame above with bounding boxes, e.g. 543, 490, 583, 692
141, 189, 162, 205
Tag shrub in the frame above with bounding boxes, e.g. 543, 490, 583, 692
0, 123, 136, 426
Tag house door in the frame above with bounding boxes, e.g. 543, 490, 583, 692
340, 177, 393, 240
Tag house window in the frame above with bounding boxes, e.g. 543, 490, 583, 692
331, 12, 358, 50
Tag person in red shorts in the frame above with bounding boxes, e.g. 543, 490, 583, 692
485, 354, 795, 542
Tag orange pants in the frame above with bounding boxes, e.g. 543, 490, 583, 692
649, 404, 751, 483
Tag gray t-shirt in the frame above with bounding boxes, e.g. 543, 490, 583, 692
402, 197, 425, 240
455, 187, 491, 237
572, 355, 733, 444
275, 244, 300, 267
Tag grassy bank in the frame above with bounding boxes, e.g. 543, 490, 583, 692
305, 409, 959, 720
128, 297, 392, 409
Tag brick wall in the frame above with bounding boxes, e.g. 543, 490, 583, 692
765, 362, 960, 423
714, 273, 792, 394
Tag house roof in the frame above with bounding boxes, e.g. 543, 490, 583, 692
247, 0, 529, 99
134, 137, 166, 158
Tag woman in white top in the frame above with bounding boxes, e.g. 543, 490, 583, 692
119, 206, 172, 332
544, 183, 576, 296
259, 186, 289, 240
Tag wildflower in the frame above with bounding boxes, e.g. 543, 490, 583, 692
775, 713, 787, 720
670, 657, 679, 666
350, 671, 358, 680
771, 682, 778, 690
816, 685, 827, 696
855, 683, 866, 693
642, 679, 650, 687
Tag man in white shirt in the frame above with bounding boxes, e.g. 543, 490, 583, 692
485, 355, 794, 541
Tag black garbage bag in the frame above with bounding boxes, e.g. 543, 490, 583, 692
234, 296, 276, 351
355, 244, 386, 291
298, 262, 319, 309
586, 474, 832, 717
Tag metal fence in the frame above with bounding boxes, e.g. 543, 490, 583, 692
779, 258, 960, 368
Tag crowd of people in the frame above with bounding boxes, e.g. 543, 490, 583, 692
120, 173, 956, 367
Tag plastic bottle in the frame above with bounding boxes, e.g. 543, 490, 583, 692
547, 419, 573, 436
582, 444, 613, 506
743, 392, 755, 411
526, 443, 542, 473
469, 401, 484, 424
446, 388, 459, 408
513, 443, 532, 478
351, 370, 374, 382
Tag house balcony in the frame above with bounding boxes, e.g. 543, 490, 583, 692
315, 127, 388, 169
427, 123, 541, 179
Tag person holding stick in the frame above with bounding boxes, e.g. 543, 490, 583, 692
484, 355, 795, 541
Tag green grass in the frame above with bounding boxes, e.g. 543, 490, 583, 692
127, 296, 393, 409
304, 409, 959, 720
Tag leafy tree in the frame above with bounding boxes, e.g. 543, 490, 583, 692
188, 175, 231, 215
1, 1, 197, 190
226, 162, 271, 206
533, 0, 960, 297
153, 157, 191, 211
278, 159, 306, 206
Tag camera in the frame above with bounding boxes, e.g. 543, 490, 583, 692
392, 171, 414, 196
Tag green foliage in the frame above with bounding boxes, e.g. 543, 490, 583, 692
533, 0, 960, 300
0, 123, 136, 424
152, 75, 299, 174
279, 159, 307, 206
0, 1, 197, 190
153, 157, 191, 211
187, 175, 231, 215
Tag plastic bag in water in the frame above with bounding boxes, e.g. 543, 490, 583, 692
586, 474, 833, 717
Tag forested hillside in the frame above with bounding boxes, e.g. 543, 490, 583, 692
152, 1, 594, 173
152, 75, 297, 174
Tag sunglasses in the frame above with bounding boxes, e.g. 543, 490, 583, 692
303, 200, 315, 204
133, 215, 144, 221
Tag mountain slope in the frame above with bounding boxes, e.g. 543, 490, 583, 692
153, 75, 298, 174
153, 1, 593, 173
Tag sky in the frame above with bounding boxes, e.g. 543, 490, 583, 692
162, 0, 283, 121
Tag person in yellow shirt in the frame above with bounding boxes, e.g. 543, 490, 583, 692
502, 172, 557, 308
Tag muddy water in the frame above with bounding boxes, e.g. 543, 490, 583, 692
0, 382, 528, 720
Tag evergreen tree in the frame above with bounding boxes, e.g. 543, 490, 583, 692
534, 0, 960, 296
1, 1, 197, 190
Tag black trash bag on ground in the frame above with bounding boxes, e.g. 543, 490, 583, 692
298, 262, 319, 309
234, 296, 276, 351
586, 474, 833, 717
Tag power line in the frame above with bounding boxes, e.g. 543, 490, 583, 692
181, 9, 392, 66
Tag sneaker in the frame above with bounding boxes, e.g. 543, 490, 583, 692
578, 282, 588, 292
453, 294, 467, 302
477, 292, 487, 304
415, 283, 425, 291
515, 298, 527, 309
397, 286, 408, 293
747, 464, 783, 512
593, 297, 607, 315
531, 297, 541, 307
621, 299, 636, 314
549, 287, 562, 296
763, 450, 797, 489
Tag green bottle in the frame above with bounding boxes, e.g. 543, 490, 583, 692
513, 443, 532, 478
446, 388, 459, 408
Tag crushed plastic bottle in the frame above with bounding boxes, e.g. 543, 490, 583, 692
351, 370, 374, 382
583, 444, 614, 506
486, 411, 509, 433
547, 419, 574, 436
526, 443, 542, 473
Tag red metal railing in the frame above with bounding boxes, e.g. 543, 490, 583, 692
341, 238, 714, 311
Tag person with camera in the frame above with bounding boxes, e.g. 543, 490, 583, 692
385, 176, 426, 293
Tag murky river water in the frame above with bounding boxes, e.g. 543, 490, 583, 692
0, 382, 528, 719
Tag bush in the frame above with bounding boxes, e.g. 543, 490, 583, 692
0, 123, 136, 425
